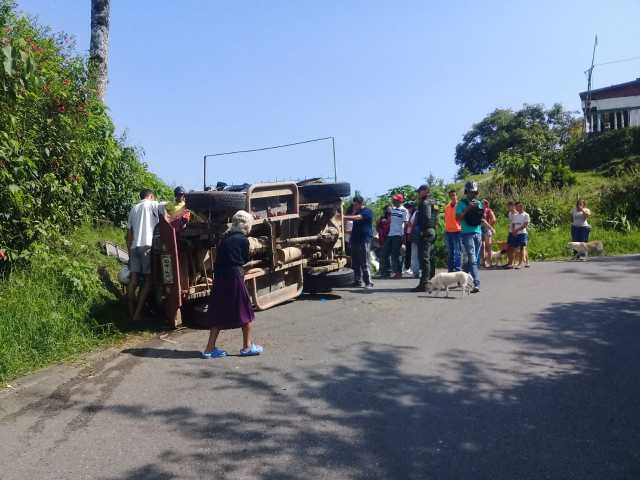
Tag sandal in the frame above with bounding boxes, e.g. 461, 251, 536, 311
240, 344, 264, 356
202, 348, 227, 359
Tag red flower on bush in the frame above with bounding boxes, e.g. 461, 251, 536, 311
57, 104, 65, 113
0, 249, 6, 262
63, 79, 70, 86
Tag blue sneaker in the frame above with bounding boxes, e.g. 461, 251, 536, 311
240, 344, 264, 356
202, 348, 227, 359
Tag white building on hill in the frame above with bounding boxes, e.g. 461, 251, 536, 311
580, 78, 640, 134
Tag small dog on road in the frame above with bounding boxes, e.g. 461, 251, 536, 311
490, 249, 507, 267
567, 241, 604, 259
428, 271, 474, 297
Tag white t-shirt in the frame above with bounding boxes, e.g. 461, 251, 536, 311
128, 199, 165, 248
511, 211, 530, 235
388, 206, 409, 237
571, 208, 590, 227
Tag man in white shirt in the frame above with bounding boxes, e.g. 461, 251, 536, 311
509, 201, 530, 269
379, 193, 409, 279
127, 189, 167, 322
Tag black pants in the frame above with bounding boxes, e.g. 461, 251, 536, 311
381, 236, 403, 275
418, 229, 436, 286
351, 239, 372, 285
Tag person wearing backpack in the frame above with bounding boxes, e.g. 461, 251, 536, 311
456, 181, 483, 293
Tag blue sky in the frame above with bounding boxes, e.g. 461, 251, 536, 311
17, 0, 640, 198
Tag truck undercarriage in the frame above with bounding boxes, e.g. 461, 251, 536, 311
151, 181, 352, 327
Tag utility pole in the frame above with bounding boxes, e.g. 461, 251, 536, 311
584, 34, 598, 133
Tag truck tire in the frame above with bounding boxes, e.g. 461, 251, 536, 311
303, 268, 354, 293
186, 191, 247, 214
299, 182, 351, 203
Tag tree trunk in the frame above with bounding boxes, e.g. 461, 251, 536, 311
89, 0, 110, 100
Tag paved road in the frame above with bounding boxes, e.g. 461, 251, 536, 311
1, 257, 640, 479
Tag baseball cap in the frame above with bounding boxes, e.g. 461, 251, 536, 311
464, 181, 479, 193
392, 193, 404, 202
417, 184, 429, 192
174, 186, 186, 196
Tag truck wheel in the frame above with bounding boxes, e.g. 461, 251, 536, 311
303, 268, 354, 293
186, 191, 247, 214
299, 182, 351, 203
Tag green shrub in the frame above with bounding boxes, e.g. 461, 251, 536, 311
599, 170, 640, 225
597, 155, 640, 177
0, 224, 129, 383
0, 2, 171, 257
567, 127, 640, 171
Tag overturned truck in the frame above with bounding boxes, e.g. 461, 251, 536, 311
151, 180, 353, 327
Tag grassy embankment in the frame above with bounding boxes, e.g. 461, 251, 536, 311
467, 171, 640, 260
0, 224, 141, 384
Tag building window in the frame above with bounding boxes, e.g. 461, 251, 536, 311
616, 111, 622, 129
624, 110, 630, 128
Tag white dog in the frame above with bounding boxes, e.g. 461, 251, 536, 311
369, 250, 380, 273
567, 241, 604, 259
428, 271, 474, 297
490, 250, 507, 267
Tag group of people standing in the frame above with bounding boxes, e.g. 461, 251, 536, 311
345, 179, 567, 293
345, 181, 489, 294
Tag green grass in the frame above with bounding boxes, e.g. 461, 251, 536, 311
492, 219, 640, 261
458, 171, 640, 260
0, 224, 132, 384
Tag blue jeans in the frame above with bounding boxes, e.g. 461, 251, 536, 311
445, 232, 462, 272
461, 232, 481, 287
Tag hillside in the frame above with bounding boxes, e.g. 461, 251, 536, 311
458, 171, 640, 260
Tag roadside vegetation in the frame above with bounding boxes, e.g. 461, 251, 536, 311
365, 104, 640, 265
0, 225, 137, 383
0, 2, 168, 383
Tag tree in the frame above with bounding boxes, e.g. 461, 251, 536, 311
454, 108, 516, 175
89, 0, 110, 100
455, 104, 578, 175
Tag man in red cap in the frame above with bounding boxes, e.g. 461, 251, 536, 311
379, 193, 409, 279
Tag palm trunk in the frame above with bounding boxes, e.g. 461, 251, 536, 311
89, 0, 110, 100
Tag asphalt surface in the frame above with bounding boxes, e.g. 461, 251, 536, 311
1, 256, 640, 480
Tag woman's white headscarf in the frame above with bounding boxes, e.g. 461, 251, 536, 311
229, 210, 253, 235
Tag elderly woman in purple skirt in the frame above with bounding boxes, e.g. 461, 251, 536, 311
202, 210, 263, 358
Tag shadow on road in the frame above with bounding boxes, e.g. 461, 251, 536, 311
122, 348, 202, 360
101, 296, 640, 479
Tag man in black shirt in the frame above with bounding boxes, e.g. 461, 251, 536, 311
344, 195, 374, 289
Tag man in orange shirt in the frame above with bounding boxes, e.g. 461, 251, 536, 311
444, 189, 462, 272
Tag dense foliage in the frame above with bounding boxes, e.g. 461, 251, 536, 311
455, 104, 580, 176
565, 126, 640, 171
0, 1, 170, 257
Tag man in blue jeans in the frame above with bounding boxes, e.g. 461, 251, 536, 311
444, 189, 462, 272
456, 181, 483, 293
343, 195, 375, 289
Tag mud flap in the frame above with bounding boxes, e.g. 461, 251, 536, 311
158, 217, 182, 328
